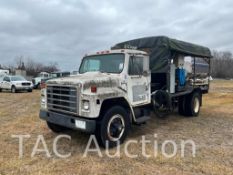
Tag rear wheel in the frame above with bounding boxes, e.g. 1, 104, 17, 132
185, 92, 201, 117
27, 89, 33, 92
47, 121, 68, 133
178, 96, 186, 115
95, 106, 130, 148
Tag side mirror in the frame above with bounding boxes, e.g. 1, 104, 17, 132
142, 70, 150, 77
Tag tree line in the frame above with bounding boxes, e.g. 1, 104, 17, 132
211, 50, 233, 79
1, 56, 59, 77
1, 51, 233, 78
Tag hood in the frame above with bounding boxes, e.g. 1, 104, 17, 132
47, 72, 120, 89
12, 80, 31, 84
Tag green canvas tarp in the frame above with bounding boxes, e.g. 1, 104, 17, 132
112, 36, 212, 73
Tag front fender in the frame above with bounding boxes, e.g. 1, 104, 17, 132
80, 89, 136, 120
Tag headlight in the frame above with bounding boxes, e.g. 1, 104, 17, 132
82, 100, 90, 110
41, 89, 47, 109
41, 98, 46, 103
41, 97, 47, 109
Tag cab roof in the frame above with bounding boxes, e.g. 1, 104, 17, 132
86, 49, 147, 57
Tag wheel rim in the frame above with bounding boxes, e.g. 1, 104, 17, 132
194, 97, 200, 113
107, 114, 125, 142
12, 87, 15, 93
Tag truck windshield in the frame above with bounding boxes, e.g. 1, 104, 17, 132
50, 73, 58, 78
79, 54, 124, 74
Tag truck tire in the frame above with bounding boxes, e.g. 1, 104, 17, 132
178, 96, 187, 116
95, 106, 130, 148
185, 92, 201, 117
11, 86, 16, 93
47, 121, 68, 133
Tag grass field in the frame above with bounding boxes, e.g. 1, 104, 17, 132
1, 80, 233, 175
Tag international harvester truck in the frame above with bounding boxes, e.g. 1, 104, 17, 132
40, 36, 212, 147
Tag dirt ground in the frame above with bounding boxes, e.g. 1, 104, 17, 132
0, 80, 233, 175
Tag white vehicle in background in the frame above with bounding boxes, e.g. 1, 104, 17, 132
0, 69, 9, 75
0, 75, 33, 93
32, 72, 50, 89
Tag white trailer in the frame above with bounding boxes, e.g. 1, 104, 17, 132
0, 69, 9, 75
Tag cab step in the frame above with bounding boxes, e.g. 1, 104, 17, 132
135, 116, 151, 124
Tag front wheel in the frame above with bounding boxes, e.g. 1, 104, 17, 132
95, 106, 130, 148
11, 86, 16, 93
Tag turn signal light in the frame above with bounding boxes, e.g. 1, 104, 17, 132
91, 86, 97, 93
40, 82, 47, 89
96, 50, 110, 55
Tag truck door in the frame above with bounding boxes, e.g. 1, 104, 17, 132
127, 55, 151, 106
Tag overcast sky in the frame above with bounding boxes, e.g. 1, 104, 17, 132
0, 0, 233, 71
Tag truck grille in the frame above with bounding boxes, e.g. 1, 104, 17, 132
22, 82, 31, 86
47, 85, 78, 114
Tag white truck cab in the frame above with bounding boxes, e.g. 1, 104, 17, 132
32, 72, 50, 89
40, 49, 151, 147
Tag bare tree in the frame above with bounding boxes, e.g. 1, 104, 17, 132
43, 62, 59, 73
12, 56, 60, 77
15, 56, 25, 69
211, 50, 233, 78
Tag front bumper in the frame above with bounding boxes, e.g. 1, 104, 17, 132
39, 110, 96, 133
15, 86, 32, 90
